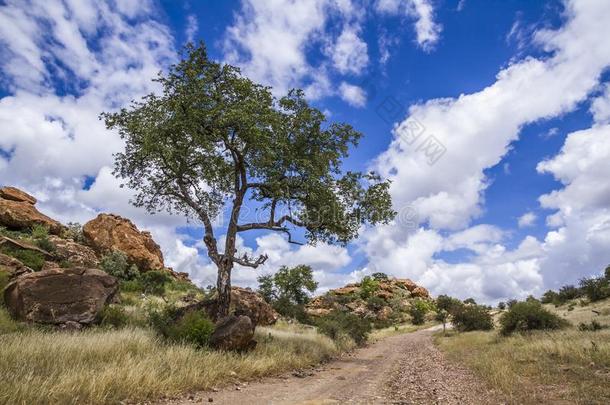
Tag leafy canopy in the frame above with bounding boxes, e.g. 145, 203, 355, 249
102, 43, 395, 272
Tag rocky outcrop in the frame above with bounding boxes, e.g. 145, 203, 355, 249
48, 235, 99, 267
178, 287, 278, 326
0, 253, 33, 279
4, 267, 118, 325
306, 277, 431, 322
0, 187, 63, 234
83, 214, 164, 271
210, 315, 256, 351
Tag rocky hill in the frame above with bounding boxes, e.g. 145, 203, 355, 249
306, 276, 431, 325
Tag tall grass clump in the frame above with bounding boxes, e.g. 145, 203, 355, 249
0, 322, 342, 404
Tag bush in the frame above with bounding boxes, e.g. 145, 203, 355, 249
557, 285, 581, 302
463, 297, 477, 305
316, 310, 371, 345
100, 251, 139, 280
97, 305, 129, 328
149, 307, 214, 348
1, 247, 45, 271
507, 299, 518, 309
579, 276, 610, 302
540, 290, 559, 305
140, 270, 172, 295
452, 305, 494, 332
371, 272, 388, 281
366, 295, 386, 311
497, 301, 506, 310
408, 299, 431, 325
578, 320, 605, 332
62, 222, 85, 243
499, 300, 568, 335
359, 276, 379, 299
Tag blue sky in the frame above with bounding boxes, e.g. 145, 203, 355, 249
1, 0, 610, 303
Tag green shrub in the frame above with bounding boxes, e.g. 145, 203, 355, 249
97, 305, 129, 328
578, 320, 605, 332
120, 278, 144, 293
100, 251, 138, 280
366, 295, 386, 311
316, 310, 371, 345
436, 295, 462, 314
497, 301, 506, 310
579, 276, 610, 302
506, 299, 518, 309
499, 300, 568, 335
371, 272, 388, 281
0, 247, 45, 271
62, 222, 85, 243
359, 276, 379, 299
149, 307, 214, 348
540, 290, 559, 305
408, 299, 431, 325
557, 285, 581, 302
463, 297, 477, 305
30, 225, 55, 253
452, 304, 494, 332
140, 270, 172, 295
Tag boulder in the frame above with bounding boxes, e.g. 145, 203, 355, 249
83, 214, 164, 271
0, 189, 64, 234
395, 278, 418, 292
0, 253, 33, 279
332, 285, 359, 295
0, 187, 37, 204
210, 315, 256, 351
4, 267, 118, 325
0, 235, 55, 259
178, 287, 278, 326
411, 286, 430, 298
48, 235, 99, 267
377, 306, 393, 321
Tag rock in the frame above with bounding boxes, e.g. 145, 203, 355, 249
0, 187, 37, 204
4, 267, 118, 325
231, 287, 278, 326
83, 213, 164, 271
0, 191, 64, 234
395, 278, 418, 291
411, 286, 430, 298
41, 261, 61, 271
305, 307, 331, 317
178, 287, 278, 326
332, 285, 359, 295
377, 306, 393, 321
210, 315, 256, 351
59, 321, 84, 331
0, 253, 33, 279
48, 235, 99, 267
0, 235, 54, 259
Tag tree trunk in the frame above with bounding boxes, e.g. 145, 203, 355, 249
216, 259, 233, 320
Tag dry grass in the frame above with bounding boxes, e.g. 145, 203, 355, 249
436, 326, 610, 404
0, 321, 346, 405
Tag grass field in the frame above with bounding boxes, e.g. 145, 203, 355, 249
0, 319, 348, 405
436, 299, 610, 404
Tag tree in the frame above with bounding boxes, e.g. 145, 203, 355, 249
102, 43, 395, 319
257, 265, 318, 320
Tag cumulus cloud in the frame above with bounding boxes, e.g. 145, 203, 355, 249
518, 212, 537, 228
338, 82, 367, 107
360, 0, 610, 302
375, 0, 442, 51
326, 24, 369, 74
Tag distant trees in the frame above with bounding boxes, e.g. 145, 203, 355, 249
257, 265, 318, 321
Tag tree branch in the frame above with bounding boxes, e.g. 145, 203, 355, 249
232, 252, 269, 268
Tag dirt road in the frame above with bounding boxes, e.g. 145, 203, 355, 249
166, 326, 501, 404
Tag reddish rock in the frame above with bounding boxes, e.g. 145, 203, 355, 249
48, 235, 99, 267
83, 214, 164, 271
0, 190, 63, 234
411, 286, 430, 298
395, 278, 418, 292
0, 187, 37, 204
332, 286, 359, 295
4, 267, 118, 325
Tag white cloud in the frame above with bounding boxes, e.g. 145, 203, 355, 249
518, 212, 537, 228
338, 81, 366, 107
375, 0, 442, 51
326, 24, 369, 74
185, 14, 198, 43
591, 83, 610, 124
362, 0, 610, 302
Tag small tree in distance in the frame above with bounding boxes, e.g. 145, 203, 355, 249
103, 43, 395, 318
